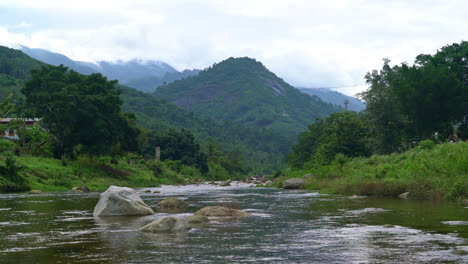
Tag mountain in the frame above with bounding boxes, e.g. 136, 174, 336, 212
19, 46, 199, 92
154, 57, 342, 140
0, 46, 288, 172
299, 88, 366, 112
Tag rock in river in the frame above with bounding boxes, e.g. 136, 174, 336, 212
282, 178, 307, 189
93, 186, 155, 217
157, 197, 189, 209
194, 206, 249, 218
184, 215, 209, 225
139, 216, 189, 233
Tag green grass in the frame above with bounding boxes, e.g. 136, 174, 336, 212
0, 154, 216, 193
276, 141, 468, 202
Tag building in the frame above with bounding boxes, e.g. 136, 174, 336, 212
0, 118, 42, 140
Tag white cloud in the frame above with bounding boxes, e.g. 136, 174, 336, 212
1, 0, 468, 95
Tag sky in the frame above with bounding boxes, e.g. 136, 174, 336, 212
1, 0, 467, 96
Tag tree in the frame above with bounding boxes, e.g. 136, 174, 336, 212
289, 111, 370, 168
21, 64, 136, 157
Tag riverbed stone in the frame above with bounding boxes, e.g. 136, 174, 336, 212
194, 206, 249, 218
451, 249, 468, 256
219, 180, 231, 186
184, 215, 209, 225
139, 216, 190, 233
157, 197, 189, 209
28, 189, 42, 194
93, 186, 155, 217
282, 178, 307, 189
399, 192, 410, 199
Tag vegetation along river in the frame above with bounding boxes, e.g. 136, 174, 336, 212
0, 183, 467, 263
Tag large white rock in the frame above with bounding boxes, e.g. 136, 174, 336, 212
93, 186, 155, 217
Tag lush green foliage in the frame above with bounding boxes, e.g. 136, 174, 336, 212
141, 128, 208, 173
119, 84, 289, 172
155, 57, 341, 140
21, 65, 140, 157
289, 111, 370, 168
279, 141, 468, 202
360, 41, 468, 153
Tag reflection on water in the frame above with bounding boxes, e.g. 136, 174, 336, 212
0, 183, 467, 263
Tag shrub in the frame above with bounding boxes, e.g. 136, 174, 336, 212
0, 140, 15, 153
0, 182, 30, 193
418, 139, 436, 151
447, 181, 468, 202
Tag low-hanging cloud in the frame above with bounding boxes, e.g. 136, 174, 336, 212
1, 0, 467, 95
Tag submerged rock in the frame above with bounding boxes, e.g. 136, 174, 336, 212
194, 206, 249, 218
93, 186, 155, 217
28, 189, 42, 194
282, 178, 306, 189
157, 197, 189, 209
139, 216, 189, 233
399, 192, 410, 199
184, 215, 209, 225
451, 249, 468, 256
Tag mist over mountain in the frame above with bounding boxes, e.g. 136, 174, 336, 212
299, 88, 365, 112
19, 46, 199, 92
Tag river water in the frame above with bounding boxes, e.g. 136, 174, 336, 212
0, 183, 467, 263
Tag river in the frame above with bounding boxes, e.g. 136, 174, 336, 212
0, 183, 467, 263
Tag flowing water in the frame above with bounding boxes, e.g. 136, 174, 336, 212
0, 183, 467, 263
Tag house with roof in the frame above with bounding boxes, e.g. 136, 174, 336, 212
0, 118, 42, 140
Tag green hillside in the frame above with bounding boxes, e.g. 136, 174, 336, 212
155, 57, 342, 139
0, 46, 289, 171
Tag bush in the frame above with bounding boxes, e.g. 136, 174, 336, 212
0, 182, 30, 193
0, 154, 24, 183
447, 181, 468, 202
418, 139, 436, 151
0, 140, 15, 153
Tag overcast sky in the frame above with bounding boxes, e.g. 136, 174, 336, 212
1, 0, 467, 96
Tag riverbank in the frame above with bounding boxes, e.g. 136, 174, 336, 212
0, 154, 211, 193
273, 141, 468, 202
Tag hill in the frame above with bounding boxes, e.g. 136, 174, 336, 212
155, 57, 341, 140
0, 46, 288, 172
299, 88, 366, 112
20, 46, 199, 92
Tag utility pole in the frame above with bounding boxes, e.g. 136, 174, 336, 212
344, 99, 349, 110
155, 147, 160, 162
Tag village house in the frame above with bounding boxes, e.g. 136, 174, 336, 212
0, 118, 42, 140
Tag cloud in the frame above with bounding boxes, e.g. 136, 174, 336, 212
1, 0, 468, 95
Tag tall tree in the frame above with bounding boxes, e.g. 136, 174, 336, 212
21, 64, 136, 157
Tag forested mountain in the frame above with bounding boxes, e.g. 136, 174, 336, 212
155, 57, 342, 140
299, 88, 366, 112
0, 46, 289, 171
20, 46, 199, 92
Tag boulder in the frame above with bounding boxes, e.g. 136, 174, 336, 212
141, 189, 152, 193
282, 178, 306, 189
157, 197, 189, 209
28, 189, 42, 194
72, 186, 89, 192
303, 174, 315, 179
93, 186, 155, 217
184, 215, 209, 225
194, 206, 249, 218
139, 216, 189, 233
219, 180, 231, 186
399, 192, 410, 200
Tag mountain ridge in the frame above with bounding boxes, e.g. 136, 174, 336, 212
19, 45, 199, 92
155, 57, 342, 139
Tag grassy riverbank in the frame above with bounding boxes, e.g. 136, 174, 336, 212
274, 141, 468, 202
0, 154, 213, 193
